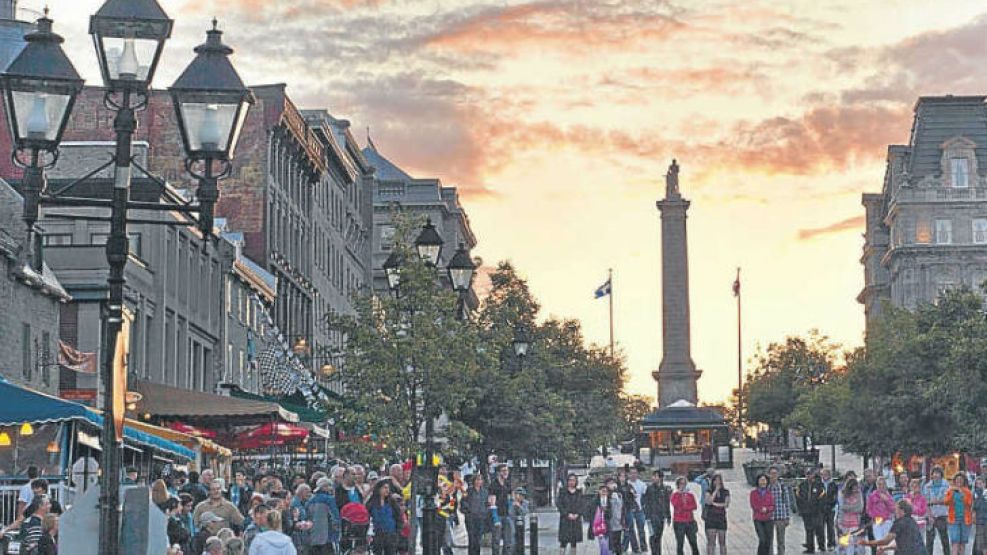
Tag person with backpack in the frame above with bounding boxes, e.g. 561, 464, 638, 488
642, 470, 671, 555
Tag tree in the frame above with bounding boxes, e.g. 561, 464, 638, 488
458, 263, 627, 464
746, 332, 839, 431
332, 214, 486, 455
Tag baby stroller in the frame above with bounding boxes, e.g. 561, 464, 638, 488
339, 501, 371, 555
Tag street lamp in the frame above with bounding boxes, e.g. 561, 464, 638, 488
89, 0, 172, 92
382, 251, 403, 294
2, 5, 251, 552
414, 217, 443, 266
1, 12, 83, 270
169, 19, 253, 237
512, 325, 531, 359
446, 242, 475, 292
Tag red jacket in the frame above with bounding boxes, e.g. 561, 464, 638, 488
671, 490, 697, 523
750, 488, 775, 522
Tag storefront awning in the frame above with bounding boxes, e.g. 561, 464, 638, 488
0, 378, 194, 459
0, 377, 91, 425
132, 380, 298, 424
228, 389, 327, 423
126, 419, 233, 458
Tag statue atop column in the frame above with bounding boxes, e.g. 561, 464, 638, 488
665, 159, 680, 198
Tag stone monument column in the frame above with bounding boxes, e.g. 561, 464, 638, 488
654, 159, 701, 406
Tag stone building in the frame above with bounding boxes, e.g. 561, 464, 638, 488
0, 179, 68, 395
301, 110, 373, 380
362, 140, 478, 306
860, 95, 987, 329
35, 143, 275, 398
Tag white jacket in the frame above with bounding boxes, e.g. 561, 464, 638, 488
248, 530, 297, 555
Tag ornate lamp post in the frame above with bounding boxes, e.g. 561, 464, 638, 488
169, 19, 253, 237
447, 241, 476, 320
0, 12, 83, 271
382, 251, 404, 294
1, 4, 250, 551
414, 217, 443, 266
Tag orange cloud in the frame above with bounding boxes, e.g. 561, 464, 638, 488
421, 2, 683, 54
797, 215, 865, 240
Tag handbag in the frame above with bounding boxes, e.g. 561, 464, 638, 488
592, 506, 608, 537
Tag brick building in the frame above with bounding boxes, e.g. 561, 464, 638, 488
26, 84, 375, 379
860, 95, 987, 330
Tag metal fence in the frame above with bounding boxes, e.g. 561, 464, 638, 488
0, 481, 76, 527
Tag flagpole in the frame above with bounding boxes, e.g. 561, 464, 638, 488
608, 268, 614, 359
736, 267, 743, 443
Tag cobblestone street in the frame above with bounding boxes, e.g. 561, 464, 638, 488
453, 448, 976, 555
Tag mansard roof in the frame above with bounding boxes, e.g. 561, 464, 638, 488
907, 95, 987, 177
362, 142, 413, 182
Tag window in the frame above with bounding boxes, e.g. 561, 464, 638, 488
21, 323, 31, 380
128, 233, 142, 259
42, 234, 72, 246
935, 219, 952, 244
951, 158, 970, 188
974, 219, 987, 244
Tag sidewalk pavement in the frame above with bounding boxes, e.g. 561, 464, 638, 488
451, 447, 971, 554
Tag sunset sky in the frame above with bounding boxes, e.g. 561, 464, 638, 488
43, 0, 987, 404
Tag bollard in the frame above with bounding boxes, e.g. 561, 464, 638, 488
514, 513, 525, 555
529, 513, 538, 555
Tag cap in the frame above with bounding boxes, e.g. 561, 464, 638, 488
198, 511, 224, 525
367, 471, 379, 481
514, 487, 527, 496
125, 466, 137, 474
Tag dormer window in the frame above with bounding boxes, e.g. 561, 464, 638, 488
941, 136, 977, 187
951, 158, 969, 187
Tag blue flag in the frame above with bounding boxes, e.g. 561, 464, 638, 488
594, 278, 612, 299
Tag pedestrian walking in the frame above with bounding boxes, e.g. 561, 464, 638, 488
972, 476, 987, 555
750, 474, 774, 555
627, 467, 649, 553
461, 474, 489, 555
248, 509, 297, 555
819, 469, 838, 551
642, 470, 671, 555
703, 473, 728, 555
768, 466, 793, 555
670, 476, 699, 555
36, 513, 57, 555
366, 480, 402, 555
306, 477, 341, 555
835, 478, 864, 555
923, 466, 950, 555
557, 474, 585, 555
490, 464, 515, 555
867, 477, 895, 544
903, 478, 927, 536
795, 468, 825, 553
606, 477, 626, 555
945, 473, 973, 555
592, 484, 612, 555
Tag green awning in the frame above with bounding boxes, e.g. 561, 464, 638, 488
229, 390, 329, 423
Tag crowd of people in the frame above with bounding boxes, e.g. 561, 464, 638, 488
558, 463, 987, 555
0, 455, 537, 555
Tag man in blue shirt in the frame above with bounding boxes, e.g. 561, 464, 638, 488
923, 466, 950, 555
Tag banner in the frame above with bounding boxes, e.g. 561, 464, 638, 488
112, 308, 133, 443
57, 340, 97, 374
